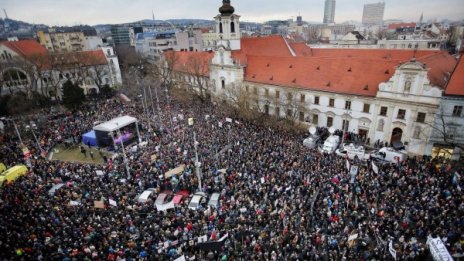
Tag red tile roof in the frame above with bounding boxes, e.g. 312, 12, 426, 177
244, 55, 399, 97
170, 51, 214, 77
445, 55, 464, 96
0, 39, 48, 57
416, 52, 457, 89
168, 35, 456, 96
388, 22, 417, 30
232, 35, 294, 63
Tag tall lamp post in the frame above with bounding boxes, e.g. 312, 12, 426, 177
193, 130, 202, 192
25, 121, 43, 153
115, 123, 130, 179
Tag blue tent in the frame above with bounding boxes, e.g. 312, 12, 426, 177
82, 130, 97, 147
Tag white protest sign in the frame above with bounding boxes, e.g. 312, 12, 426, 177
109, 199, 117, 207
174, 255, 186, 261
225, 118, 233, 123
372, 161, 379, 174
348, 233, 358, 241
427, 236, 453, 261
350, 165, 358, 176
156, 200, 175, 211
389, 240, 397, 260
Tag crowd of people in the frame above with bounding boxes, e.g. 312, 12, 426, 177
0, 92, 463, 260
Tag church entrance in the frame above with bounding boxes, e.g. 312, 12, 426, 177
391, 127, 403, 145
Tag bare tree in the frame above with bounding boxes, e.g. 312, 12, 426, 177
430, 109, 464, 151
182, 54, 210, 103
153, 51, 179, 90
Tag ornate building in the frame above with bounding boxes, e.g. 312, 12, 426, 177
169, 0, 461, 157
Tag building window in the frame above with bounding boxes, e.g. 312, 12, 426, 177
264, 104, 269, 115
275, 107, 280, 117
327, 116, 333, 127
299, 112, 305, 121
221, 79, 225, 89
231, 22, 235, 33
342, 120, 349, 131
300, 94, 305, 103
363, 103, 370, 113
312, 114, 319, 125
345, 100, 351, 110
314, 96, 320, 105
287, 92, 293, 101
329, 98, 334, 107
287, 109, 292, 117
413, 126, 421, 139
264, 89, 269, 97
377, 119, 384, 131
219, 22, 223, 34
453, 106, 463, 117
380, 106, 388, 116
397, 109, 406, 120
416, 112, 426, 123
253, 87, 258, 95
275, 90, 280, 99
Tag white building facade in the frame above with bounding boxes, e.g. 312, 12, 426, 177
171, 0, 460, 158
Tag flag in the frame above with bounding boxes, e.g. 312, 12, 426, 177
389, 241, 396, 260
109, 199, 117, 207
188, 118, 194, 126
372, 161, 379, 174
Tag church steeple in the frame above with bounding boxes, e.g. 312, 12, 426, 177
215, 0, 241, 50
219, 0, 235, 16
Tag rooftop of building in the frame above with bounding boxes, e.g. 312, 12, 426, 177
445, 55, 464, 96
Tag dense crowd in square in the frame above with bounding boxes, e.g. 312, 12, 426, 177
0, 93, 462, 260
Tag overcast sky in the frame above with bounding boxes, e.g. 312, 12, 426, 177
2, 0, 463, 26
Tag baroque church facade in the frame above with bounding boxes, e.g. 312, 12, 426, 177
172, 0, 462, 158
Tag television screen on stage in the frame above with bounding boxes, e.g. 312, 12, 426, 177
93, 116, 139, 148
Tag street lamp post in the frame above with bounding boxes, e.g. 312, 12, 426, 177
115, 123, 130, 179
26, 122, 43, 152
193, 130, 202, 192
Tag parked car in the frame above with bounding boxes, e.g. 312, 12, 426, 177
173, 190, 190, 205
137, 188, 155, 203
155, 192, 168, 205
188, 192, 207, 210
319, 135, 340, 154
208, 193, 221, 209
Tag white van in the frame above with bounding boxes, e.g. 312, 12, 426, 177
208, 193, 221, 209
336, 143, 370, 160
370, 147, 407, 163
319, 135, 340, 154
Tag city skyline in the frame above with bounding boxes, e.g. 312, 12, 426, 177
1, 0, 463, 26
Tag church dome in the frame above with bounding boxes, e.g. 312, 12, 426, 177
219, 0, 235, 15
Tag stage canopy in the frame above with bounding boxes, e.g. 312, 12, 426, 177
93, 116, 137, 133
82, 130, 97, 146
